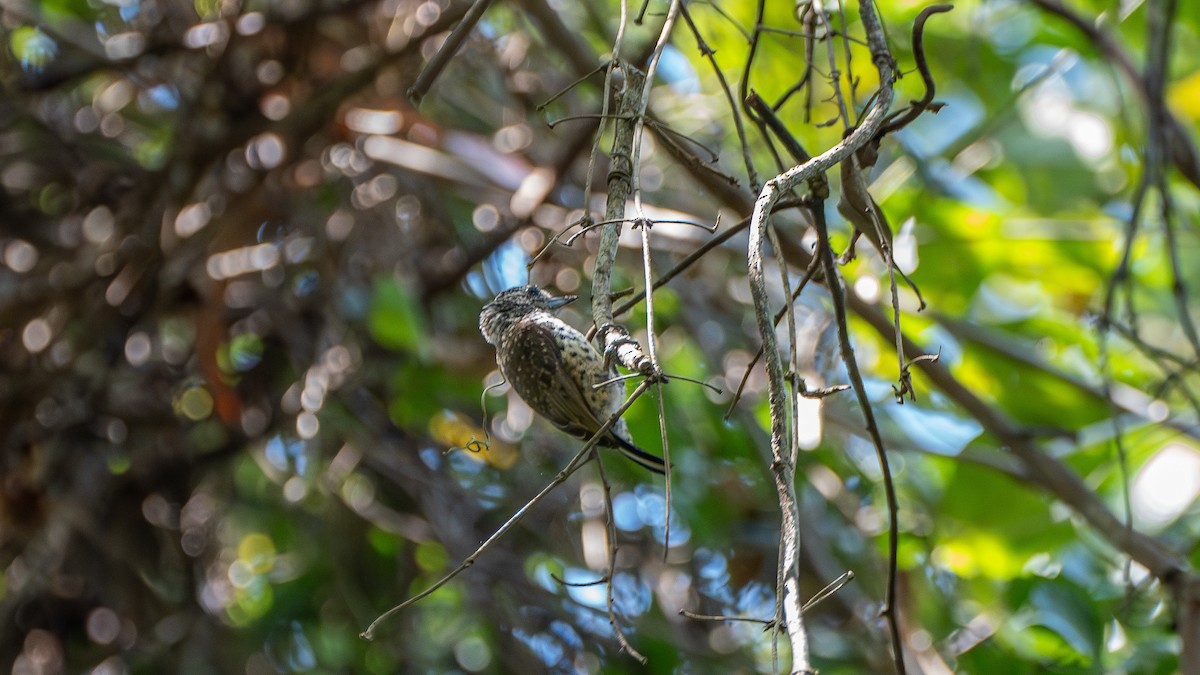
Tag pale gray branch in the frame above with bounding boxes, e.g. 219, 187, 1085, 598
744, 1, 897, 670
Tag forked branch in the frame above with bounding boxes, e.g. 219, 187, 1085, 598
745, 2, 901, 671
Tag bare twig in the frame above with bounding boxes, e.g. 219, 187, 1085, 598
591, 66, 656, 376
879, 4, 954, 135
680, 569, 855, 624
812, 199, 907, 673
1025, 0, 1200, 189
623, 0, 682, 567
593, 446, 647, 662
360, 445, 590, 639
678, 2, 759, 190
360, 380, 654, 640
744, 2, 905, 670
813, 0, 853, 131
608, 200, 806, 323
680, 609, 772, 625
738, 0, 768, 190
407, 0, 497, 106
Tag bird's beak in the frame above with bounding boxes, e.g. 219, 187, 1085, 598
547, 294, 577, 309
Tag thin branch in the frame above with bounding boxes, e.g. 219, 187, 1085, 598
678, 1, 759, 191
680, 569, 855, 624
879, 4, 954, 135
619, 0, 681, 373
836, 0, 859, 110
1100, 153, 1149, 329
360, 446, 593, 639
360, 380, 654, 640
593, 445, 647, 663
812, 199, 906, 673
407, 0, 498, 106
623, 0, 682, 565
591, 66, 655, 375
738, 0, 768, 190
606, 198, 806, 324
536, 61, 611, 111
1025, 0, 1200, 189
744, 2, 904, 670
813, 0, 852, 132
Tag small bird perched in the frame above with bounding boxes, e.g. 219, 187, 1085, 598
479, 285, 665, 474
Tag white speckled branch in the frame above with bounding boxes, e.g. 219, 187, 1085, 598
745, 2, 895, 672
591, 67, 654, 376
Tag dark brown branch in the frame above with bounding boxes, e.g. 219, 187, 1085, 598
408, 0, 498, 106
811, 197, 906, 674
879, 4, 954, 135
679, 1, 759, 189
1026, 0, 1200, 189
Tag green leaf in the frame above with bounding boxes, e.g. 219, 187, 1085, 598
368, 278, 429, 357
1028, 581, 1103, 662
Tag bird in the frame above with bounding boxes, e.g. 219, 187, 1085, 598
479, 285, 665, 474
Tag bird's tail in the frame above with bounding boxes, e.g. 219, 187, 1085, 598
608, 435, 667, 474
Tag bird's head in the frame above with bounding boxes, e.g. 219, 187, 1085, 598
479, 285, 577, 344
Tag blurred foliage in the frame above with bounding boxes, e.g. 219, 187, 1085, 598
1, 0, 1199, 673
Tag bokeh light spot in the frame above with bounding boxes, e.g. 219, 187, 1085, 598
4, 239, 38, 272
176, 385, 214, 421
238, 533, 277, 575
1133, 443, 1200, 527
22, 318, 52, 353
455, 635, 492, 672
86, 607, 121, 645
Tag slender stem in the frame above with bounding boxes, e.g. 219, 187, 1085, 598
594, 446, 647, 662
591, 65, 654, 374
812, 200, 906, 673
407, 0, 497, 106
360, 381, 653, 640
744, 2, 903, 671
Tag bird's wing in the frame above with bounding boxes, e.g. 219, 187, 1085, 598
504, 319, 666, 474
504, 321, 604, 440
